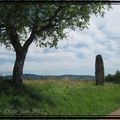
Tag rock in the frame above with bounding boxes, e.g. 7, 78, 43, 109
95, 55, 105, 85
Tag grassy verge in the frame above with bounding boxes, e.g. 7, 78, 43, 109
0, 79, 120, 115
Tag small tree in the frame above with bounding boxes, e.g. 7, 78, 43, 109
95, 54, 105, 85
0, 2, 111, 84
105, 74, 114, 82
114, 70, 120, 83
105, 70, 120, 83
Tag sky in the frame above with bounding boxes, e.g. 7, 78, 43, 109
0, 5, 120, 76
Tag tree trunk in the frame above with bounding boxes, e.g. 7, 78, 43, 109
95, 54, 105, 86
12, 51, 27, 84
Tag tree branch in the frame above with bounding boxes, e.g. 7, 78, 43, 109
7, 26, 22, 54
0, 23, 5, 28
46, 5, 63, 24
23, 5, 63, 50
23, 26, 36, 50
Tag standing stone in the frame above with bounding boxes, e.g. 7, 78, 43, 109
95, 55, 105, 85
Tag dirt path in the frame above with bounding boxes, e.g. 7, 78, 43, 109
100, 109, 120, 120
109, 108, 120, 115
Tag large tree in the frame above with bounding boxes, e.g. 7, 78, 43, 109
0, 2, 111, 84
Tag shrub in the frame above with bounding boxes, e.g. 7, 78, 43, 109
114, 70, 120, 83
105, 70, 120, 83
105, 74, 115, 82
0, 76, 4, 80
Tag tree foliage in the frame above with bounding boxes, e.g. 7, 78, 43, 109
0, 3, 111, 49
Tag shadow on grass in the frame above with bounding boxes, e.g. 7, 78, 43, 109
0, 78, 56, 112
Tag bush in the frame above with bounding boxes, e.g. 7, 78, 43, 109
105, 74, 115, 82
0, 76, 4, 80
105, 70, 120, 83
114, 70, 120, 83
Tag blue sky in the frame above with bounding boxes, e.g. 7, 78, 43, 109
0, 5, 120, 76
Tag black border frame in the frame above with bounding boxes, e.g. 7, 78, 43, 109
0, 0, 120, 119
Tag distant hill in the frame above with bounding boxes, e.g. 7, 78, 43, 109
4, 74, 95, 80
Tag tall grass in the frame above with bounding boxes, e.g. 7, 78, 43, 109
0, 79, 120, 115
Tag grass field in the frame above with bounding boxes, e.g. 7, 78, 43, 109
0, 79, 120, 115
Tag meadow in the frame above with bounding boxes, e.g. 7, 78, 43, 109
0, 79, 120, 116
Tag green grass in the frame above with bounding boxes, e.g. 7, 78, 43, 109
0, 79, 120, 115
